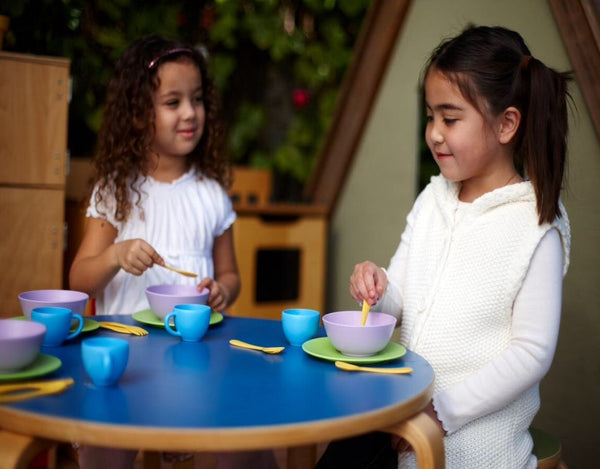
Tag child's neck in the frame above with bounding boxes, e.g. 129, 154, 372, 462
148, 156, 189, 183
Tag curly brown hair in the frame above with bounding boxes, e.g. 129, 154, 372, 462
92, 34, 230, 223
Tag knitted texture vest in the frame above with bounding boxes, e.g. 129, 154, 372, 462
398, 176, 570, 469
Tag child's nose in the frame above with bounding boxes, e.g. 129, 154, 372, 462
428, 121, 444, 144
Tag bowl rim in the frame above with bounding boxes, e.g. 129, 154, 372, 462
322, 311, 396, 327
18, 289, 89, 302
0, 319, 47, 338
145, 285, 209, 297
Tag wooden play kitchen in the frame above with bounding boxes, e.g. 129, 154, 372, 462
0, 52, 70, 318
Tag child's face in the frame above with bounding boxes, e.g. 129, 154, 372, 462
151, 60, 205, 161
424, 69, 509, 198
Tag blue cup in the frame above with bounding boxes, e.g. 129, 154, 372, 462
282, 308, 320, 346
164, 304, 211, 342
31, 306, 84, 347
82, 337, 129, 387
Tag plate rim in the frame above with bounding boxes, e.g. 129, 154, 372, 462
0, 353, 62, 382
302, 336, 406, 364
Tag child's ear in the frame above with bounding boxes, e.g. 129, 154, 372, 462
498, 106, 522, 144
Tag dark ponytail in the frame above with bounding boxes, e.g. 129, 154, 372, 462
423, 25, 572, 224
520, 58, 571, 224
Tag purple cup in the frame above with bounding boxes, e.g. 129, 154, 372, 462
323, 311, 397, 357
145, 285, 209, 320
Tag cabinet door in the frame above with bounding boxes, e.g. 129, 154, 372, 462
0, 53, 70, 185
0, 187, 65, 317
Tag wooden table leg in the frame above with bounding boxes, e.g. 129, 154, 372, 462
384, 411, 445, 469
286, 444, 317, 469
0, 430, 56, 469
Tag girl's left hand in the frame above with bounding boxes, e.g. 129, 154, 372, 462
197, 277, 229, 312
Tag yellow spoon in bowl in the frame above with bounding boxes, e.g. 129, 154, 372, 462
160, 264, 198, 278
361, 300, 370, 326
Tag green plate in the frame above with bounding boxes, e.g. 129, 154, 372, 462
132, 309, 224, 328
13, 316, 99, 333
0, 354, 62, 382
302, 337, 406, 364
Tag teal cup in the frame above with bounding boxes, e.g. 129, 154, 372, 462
164, 304, 212, 342
282, 308, 320, 346
82, 337, 129, 387
31, 306, 84, 347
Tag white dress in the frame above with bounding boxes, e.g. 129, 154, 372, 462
86, 168, 236, 315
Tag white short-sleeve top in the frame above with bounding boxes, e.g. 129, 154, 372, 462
86, 168, 236, 315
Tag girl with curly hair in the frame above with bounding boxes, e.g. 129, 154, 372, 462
70, 34, 239, 317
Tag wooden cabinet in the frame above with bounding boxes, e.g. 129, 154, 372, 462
0, 52, 70, 317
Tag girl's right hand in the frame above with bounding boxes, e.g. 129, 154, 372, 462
114, 238, 164, 276
349, 261, 387, 306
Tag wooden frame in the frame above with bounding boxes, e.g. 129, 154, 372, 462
549, 0, 600, 142
304, 0, 413, 215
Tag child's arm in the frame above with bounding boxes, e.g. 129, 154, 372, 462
69, 217, 164, 297
432, 229, 563, 434
198, 227, 240, 311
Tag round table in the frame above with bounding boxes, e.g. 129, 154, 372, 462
0, 315, 443, 468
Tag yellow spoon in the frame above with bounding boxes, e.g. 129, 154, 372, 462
335, 361, 413, 375
229, 339, 285, 355
361, 300, 370, 326
98, 322, 149, 336
160, 264, 198, 278
0, 378, 74, 403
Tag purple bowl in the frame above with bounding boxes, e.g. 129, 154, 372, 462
0, 319, 47, 372
18, 289, 89, 320
145, 284, 209, 320
323, 311, 397, 357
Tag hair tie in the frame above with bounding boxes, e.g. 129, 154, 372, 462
148, 48, 193, 70
520, 55, 533, 71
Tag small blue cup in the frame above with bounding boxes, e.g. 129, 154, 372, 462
31, 306, 84, 347
282, 308, 320, 346
164, 304, 212, 342
82, 337, 129, 387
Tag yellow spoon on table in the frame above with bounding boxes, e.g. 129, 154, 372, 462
361, 300, 370, 326
335, 361, 413, 375
229, 339, 285, 355
0, 378, 74, 403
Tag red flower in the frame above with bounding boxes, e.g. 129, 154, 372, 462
292, 88, 310, 109
201, 9, 214, 30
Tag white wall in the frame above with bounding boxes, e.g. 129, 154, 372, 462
327, 1, 600, 466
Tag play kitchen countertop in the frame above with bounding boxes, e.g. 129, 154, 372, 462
0, 315, 443, 469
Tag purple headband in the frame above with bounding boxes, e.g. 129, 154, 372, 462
148, 48, 194, 70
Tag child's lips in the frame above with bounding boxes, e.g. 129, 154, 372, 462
178, 128, 197, 138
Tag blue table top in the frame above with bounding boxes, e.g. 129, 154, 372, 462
0, 314, 434, 450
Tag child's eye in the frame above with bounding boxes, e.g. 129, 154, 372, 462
443, 118, 457, 125
426, 115, 433, 122
166, 99, 179, 107
194, 95, 204, 104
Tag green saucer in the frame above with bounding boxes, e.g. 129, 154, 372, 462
132, 309, 224, 328
302, 337, 406, 364
13, 316, 99, 333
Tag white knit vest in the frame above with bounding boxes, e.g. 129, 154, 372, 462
398, 176, 570, 469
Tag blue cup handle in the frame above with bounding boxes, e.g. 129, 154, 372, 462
65, 313, 85, 340
164, 312, 181, 337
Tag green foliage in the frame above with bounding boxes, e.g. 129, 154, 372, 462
5, 0, 370, 197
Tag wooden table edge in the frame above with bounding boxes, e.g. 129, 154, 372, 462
0, 381, 433, 452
